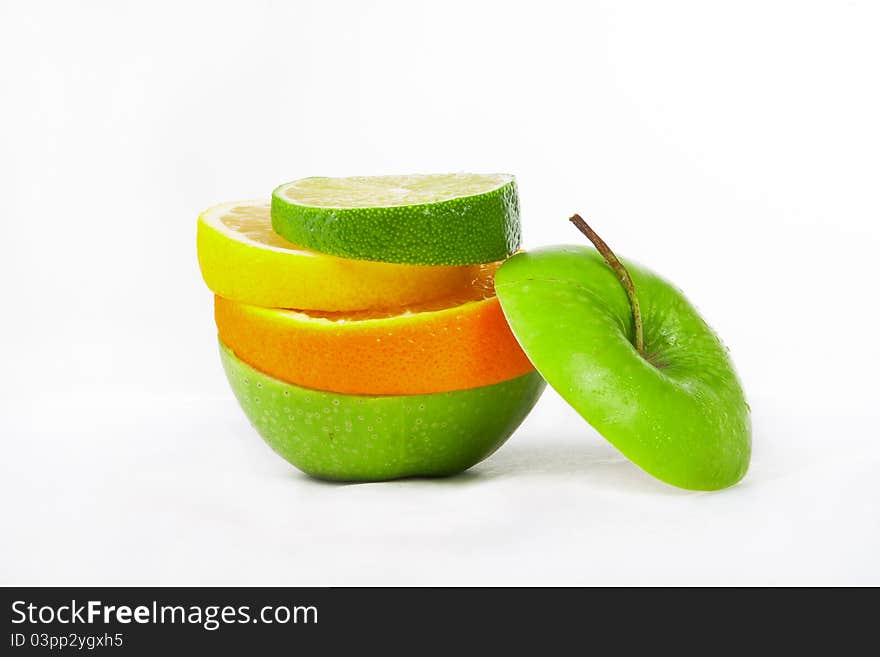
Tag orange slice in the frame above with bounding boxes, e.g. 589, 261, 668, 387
214, 265, 535, 395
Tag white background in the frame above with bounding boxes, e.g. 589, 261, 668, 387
2, 0, 878, 585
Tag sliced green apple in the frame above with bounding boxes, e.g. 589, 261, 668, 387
494, 221, 750, 491
220, 342, 545, 481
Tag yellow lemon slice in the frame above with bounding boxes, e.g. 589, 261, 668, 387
197, 200, 484, 311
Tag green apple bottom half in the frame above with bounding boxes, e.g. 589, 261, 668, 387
206, 176, 751, 491
221, 345, 545, 482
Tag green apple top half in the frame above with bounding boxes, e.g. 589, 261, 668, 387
495, 215, 751, 491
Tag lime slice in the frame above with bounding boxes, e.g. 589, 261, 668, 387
271, 173, 521, 265
197, 200, 484, 311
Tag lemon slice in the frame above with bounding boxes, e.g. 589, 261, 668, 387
271, 173, 521, 265
197, 200, 483, 311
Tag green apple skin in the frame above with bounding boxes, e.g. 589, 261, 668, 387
219, 342, 545, 481
495, 246, 750, 491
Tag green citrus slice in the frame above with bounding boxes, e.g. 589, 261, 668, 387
271, 173, 521, 265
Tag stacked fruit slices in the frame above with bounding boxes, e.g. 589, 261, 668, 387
197, 174, 545, 481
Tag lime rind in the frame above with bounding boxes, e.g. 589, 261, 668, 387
271, 173, 521, 265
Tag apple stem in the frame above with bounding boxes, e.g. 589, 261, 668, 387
569, 214, 645, 357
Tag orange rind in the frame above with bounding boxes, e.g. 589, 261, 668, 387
215, 265, 535, 395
